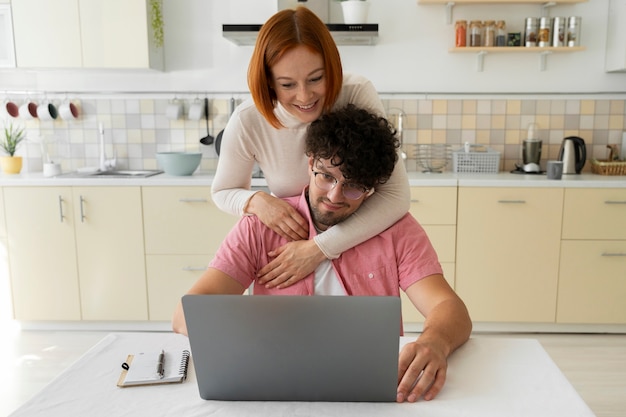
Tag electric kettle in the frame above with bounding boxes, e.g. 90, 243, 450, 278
558, 136, 586, 174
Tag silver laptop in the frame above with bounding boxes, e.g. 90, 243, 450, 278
182, 295, 401, 402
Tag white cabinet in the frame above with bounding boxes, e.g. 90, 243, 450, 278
0, 3, 16, 67
11, 0, 163, 69
142, 187, 238, 320
455, 187, 563, 323
605, 0, 626, 72
4, 186, 148, 321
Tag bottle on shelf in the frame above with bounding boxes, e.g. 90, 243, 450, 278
455, 20, 467, 47
483, 20, 496, 47
495, 20, 507, 47
469, 20, 482, 47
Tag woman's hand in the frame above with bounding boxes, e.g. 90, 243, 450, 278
257, 240, 327, 288
245, 192, 309, 241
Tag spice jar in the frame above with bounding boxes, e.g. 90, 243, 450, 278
567, 16, 582, 47
495, 20, 507, 46
538, 17, 552, 47
483, 20, 496, 47
469, 20, 482, 47
524, 17, 538, 47
455, 20, 467, 47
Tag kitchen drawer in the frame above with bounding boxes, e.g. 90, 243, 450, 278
146, 254, 211, 321
142, 187, 238, 255
409, 187, 457, 225
562, 188, 626, 240
401, 263, 455, 323
557, 240, 626, 324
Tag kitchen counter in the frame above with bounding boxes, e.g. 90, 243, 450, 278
1, 171, 624, 188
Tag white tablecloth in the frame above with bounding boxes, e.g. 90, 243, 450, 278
9, 333, 595, 417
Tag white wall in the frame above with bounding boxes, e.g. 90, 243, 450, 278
1, 0, 625, 94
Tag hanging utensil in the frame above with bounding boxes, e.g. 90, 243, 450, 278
215, 97, 236, 156
199, 97, 214, 145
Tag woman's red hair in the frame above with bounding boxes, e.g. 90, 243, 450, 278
248, 7, 343, 129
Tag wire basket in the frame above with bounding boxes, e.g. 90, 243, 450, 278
452, 145, 501, 173
414, 144, 452, 173
590, 158, 626, 176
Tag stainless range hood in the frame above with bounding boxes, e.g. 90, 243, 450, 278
222, 23, 379, 46
222, 0, 379, 46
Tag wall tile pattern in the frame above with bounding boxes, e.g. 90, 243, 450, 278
1, 95, 625, 175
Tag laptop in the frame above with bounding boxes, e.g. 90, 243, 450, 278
182, 295, 401, 402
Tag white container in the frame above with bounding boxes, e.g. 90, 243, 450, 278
341, 1, 370, 24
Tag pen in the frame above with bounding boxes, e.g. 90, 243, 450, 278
157, 350, 165, 379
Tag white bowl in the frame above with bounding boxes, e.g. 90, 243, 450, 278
156, 152, 202, 176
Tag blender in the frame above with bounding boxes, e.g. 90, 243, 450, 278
521, 123, 542, 173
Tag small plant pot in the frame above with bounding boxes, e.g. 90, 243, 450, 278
1, 156, 23, 174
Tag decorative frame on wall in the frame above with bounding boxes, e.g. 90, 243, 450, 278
0, 4, 16, 68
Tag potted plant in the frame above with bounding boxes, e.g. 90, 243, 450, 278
1, 122, 26, 174
337, 0, 370, 24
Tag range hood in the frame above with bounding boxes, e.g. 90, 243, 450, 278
223, 23, 379, 46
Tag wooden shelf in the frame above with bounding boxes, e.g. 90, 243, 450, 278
449, 46, 585, 71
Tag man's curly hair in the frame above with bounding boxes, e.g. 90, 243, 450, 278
305, 104, 399, 189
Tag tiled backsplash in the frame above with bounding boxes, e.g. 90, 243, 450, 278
2, 94, 625, 174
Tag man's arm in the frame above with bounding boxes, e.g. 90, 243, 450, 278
171, 267, 247, 336
396, 274, 472, 403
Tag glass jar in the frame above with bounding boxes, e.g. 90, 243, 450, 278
483, 20, 496, 47
455, 20, 467, 47
495, 20, 507, 46
469, 20, 482, 47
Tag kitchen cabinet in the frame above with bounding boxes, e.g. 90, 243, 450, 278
557, 188, 626, 323
4, 186, 148, 321
605, 0, 626, 72
5, 187, 81, 320
0, 4, 15, 67
401, 186, 457, 323
11, 0, 163, 69
455, 187, 563, 322
142, 187, 238, 320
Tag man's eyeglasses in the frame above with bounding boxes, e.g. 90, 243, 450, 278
311, 170, 370, 200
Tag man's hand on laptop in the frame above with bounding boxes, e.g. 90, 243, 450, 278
396, 340, 448, 403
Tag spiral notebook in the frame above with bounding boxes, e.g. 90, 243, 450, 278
117, 349, 190, 387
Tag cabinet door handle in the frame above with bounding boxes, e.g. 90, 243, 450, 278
58, 195, 65, 222
79, 195, 86, 223
410, 199, 420, 203
178, 198, 208, 203
601, 253, 626, 257
497, 200, 526, 204
182, 266, 207, 271
604, 200, 626, 205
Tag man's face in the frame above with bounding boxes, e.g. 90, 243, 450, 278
307, 157, 370, 231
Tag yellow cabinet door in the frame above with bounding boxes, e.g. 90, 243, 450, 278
562, 188, 626, 240
455, 187, 563, 322
557, 240, 626, 324
73, 187, 148, 320
4, 187, 81, 320
145, 254, 211, 321
142, 187, 238, 255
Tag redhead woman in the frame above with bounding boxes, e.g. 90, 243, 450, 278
211, 7, 410, 289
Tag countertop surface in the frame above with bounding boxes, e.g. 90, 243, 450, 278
1, 170, 625, 188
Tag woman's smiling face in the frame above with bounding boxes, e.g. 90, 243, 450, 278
270, 45, 327, 124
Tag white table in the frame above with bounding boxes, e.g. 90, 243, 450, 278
9, 333, 595, 417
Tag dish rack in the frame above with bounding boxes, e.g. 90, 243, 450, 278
590, 158, 626, 176
452, 145, 501, 173
414, 144, 452, 173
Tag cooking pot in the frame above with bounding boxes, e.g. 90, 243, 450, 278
558, 136, 586, 174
